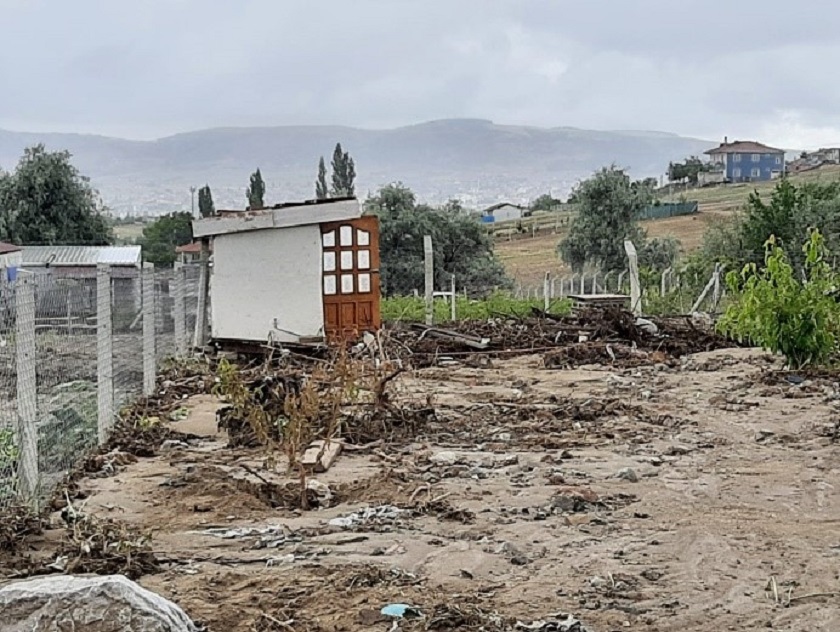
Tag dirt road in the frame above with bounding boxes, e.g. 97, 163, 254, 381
7, 347, 840, 631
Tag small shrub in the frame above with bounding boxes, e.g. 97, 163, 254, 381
718, 230, 840, 369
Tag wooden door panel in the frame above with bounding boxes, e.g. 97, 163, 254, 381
321, 215, 381, 340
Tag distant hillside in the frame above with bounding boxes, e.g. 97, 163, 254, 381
0, 119, 715, 216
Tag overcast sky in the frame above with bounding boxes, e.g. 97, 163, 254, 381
2, 0, 839, 148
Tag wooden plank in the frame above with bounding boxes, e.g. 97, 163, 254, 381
301, 439, 343, 473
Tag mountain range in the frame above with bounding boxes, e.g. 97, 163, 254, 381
0, 119, 716, 216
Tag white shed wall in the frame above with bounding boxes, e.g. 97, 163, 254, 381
211, 225, 324, 343
492, 205, 523, 222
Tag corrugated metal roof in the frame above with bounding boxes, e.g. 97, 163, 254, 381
21, 245, 142, 267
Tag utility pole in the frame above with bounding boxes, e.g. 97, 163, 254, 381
190, 186, 197, 217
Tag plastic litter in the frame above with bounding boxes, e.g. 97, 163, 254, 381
381, 603, 422, 619
328, 505, 404, 529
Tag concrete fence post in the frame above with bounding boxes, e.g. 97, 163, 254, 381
450, 274, 457, 322
423, 235, 434, 326
142, 263, 156, 396
96, 264, 114, 445
173, 263, 187, 357
192, 240, 210, 350
15, 278, 39, 506
543, 272, 551, 312
624, 241, 642, 316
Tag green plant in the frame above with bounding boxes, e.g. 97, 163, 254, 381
0, 428, 18, 465
718, 230, 840, 369
381, 292, 572, 323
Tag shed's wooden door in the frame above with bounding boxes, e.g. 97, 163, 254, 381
320, 215, 381, 340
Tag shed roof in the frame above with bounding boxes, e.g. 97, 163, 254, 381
21, 245, 142, 267
482, 202, 527, 214
193, 198, 362, 239
0, 242, 21, 255
705, 141, 784, 155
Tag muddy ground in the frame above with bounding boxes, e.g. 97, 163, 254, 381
5, 347, 840, 631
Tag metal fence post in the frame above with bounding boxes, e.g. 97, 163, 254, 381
173, 263, 187, 356
15, 278, 39, 505
97, 264, 114, 444
142, 264, 155, 396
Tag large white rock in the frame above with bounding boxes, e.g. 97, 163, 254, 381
0, 574, 198, 632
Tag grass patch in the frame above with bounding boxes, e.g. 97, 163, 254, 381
382, 293, 572, 323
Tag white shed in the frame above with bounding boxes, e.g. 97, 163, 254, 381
192, 198, 381, 345
481, 203, 526, 223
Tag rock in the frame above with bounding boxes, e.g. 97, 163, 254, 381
430, 451, 461, 466
495, 454, 520, 467
641, 568, 664, 582
615, 467, 639, 483
589, 576, 607, 589
498, 541, 530, 565
0, 575, 198, 632
755, 429, 775, 443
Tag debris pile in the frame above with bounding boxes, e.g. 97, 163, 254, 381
385, 308, 737, 368
0, 504, 43, 556
51, 513, 159, 580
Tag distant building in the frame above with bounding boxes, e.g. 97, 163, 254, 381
21, 245, 142, 320
480, 203, 527, 223
789, 147, 840, 174
0, 242, 22, 282
175, 241, 208, 265
705, 139, 785, 182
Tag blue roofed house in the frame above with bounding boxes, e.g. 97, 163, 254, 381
704, 139, 785, 183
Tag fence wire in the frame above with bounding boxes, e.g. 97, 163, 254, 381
0, 284, 17, 503
0, 264, 204, 512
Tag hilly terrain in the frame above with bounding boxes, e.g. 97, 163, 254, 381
0, 119, 715, 216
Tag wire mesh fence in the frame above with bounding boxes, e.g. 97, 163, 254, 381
0, 264, 204, 512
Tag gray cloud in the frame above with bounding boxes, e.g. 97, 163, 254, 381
1, 0, 839, 147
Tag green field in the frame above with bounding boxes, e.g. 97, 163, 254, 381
113, 222, 146, 243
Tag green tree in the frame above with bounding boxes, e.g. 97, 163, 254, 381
315, 157, 329, 200
0, 144, 112, 245
558, 166, 653, 273
366, 183, 510, 296
330, 143, 356, 197
530, 193, 562, 212
247, 168, 266, 209
669, 156, 712, 184
138, 212, 194, 267
719, 230, 839, 368
198, 185, 215, 218
702, 179, 840, 276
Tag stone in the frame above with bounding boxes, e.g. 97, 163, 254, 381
589, 576, 607, 589
0, 574, 198, 632
755, 429, 775, 443
615, 467, 639, 483
429, 451, 461, 466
